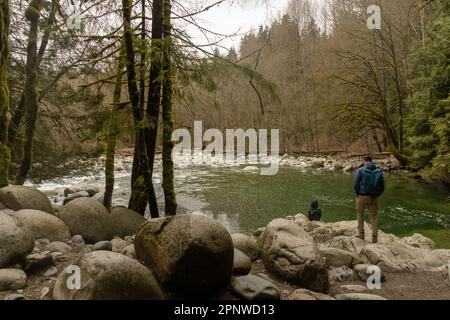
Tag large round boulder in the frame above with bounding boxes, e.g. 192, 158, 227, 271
135, 214, 234, 295
58, 198, 113, 243
0, 212, 34, 267
109, 206, 146, 238
260, 219, 329, 293
0, 269, 27, 291
53, 251, 164, 300
13, 209, 70, 242
0, 186, 53, 214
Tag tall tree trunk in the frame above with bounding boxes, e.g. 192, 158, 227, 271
140, 0, 158, 217
7, 0, 55, 154
372, 128, 382, 153
143, 0, 164, 217
122, 0, 158, 217
128, 0, 149, 213
0, 0, 11, 188
103, 44, 125, 211
16, 0, 43, 185
162, 0, 177, 215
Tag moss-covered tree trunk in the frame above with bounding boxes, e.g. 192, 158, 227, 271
141, 0, 164, 217
161, 0, 177, 215
122, 0, 159, 217
0, 0, 11, 188
16, 0, 42, 185
141, 0, 159, 218
7, 0, 55, 156
103, 44, 126, 211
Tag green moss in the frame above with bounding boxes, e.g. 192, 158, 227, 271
161, 0, 177, 216
25, 0, 42, 21
0, 0, 11, 187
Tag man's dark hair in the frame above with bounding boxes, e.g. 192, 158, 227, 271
363, 155, 373, 162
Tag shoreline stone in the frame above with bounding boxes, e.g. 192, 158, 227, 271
135, 214, 234, 295
260, 219, 329, 293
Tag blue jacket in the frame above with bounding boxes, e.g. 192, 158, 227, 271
354, 162, 385, 196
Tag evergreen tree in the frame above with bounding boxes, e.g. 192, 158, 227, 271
407, 2, 450, 176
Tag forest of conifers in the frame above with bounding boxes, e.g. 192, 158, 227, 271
0, 0, 449, 212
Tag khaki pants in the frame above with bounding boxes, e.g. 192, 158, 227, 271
356, 196, 379, 240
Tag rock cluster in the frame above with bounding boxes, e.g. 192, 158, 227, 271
1, 185, 449, 301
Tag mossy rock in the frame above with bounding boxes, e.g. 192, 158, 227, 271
58, 197, 113, 243
53, 251, 165, 300
14, 209, 70, 242
109, 206, 146, 238
0, 212, 34, 268
135, 214, 234, 295
0, 185, 53, 214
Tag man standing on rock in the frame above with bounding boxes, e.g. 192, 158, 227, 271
354, 155, 385, 243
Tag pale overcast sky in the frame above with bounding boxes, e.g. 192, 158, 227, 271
182, 0, 291, 53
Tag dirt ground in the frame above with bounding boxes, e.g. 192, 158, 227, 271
331, 272, 450, 300
251, 259, 450, 300
0, 248, 79, 301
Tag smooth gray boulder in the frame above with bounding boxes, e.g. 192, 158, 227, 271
109, 206, 146, 238
0, 212, 34, 268
53, 251, 164, 300
233, 249, 252, 275
260, 219, 329, 293
0, 269, 27, 291
94, 241, 112, 251
58, 197, 113, 243
0, 186, 53, 214
71, 235, 85, 247
231, 233, 260, 261
135, 214, 234, 295
230, 275, 280, 300
14, 209, 70, 242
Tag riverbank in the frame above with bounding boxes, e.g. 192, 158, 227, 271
0, 187, 449, 300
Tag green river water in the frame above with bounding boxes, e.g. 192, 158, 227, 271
170, 166, 450, 247
62, 164, 449, 248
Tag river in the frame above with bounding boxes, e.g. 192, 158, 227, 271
34, 158, 450, 248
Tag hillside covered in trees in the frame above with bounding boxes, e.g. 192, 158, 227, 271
178, 0, 449, 180
0, 0, 448, 188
